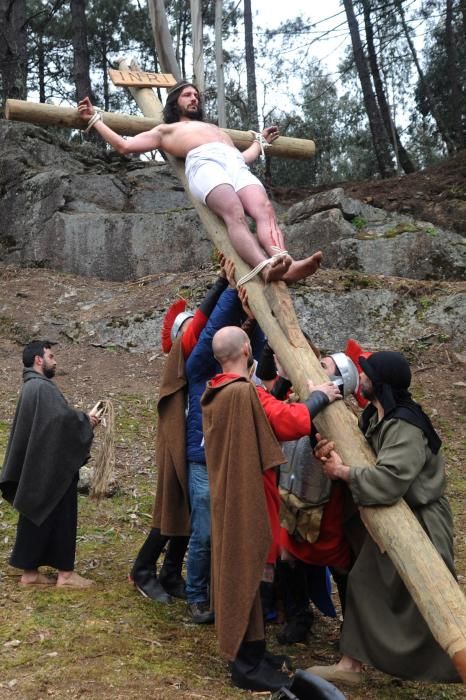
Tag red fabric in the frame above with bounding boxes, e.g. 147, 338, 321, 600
263, 468, 281, 564
180, 309, 207, 357
209, 372, 240, 386
280, 482, 351, 570
256, 387, 311, 441
344, 338, 372, 408
256, 387, 312, 562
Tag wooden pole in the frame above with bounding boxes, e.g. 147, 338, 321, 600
117, 58, 466, 681
4, 98, 315, 161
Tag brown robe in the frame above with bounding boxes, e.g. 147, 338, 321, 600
151, 337, 190, 537
201, 375, 285, 661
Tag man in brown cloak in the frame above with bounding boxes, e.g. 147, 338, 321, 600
201, 326, 344, 698
129, 272, 228, 603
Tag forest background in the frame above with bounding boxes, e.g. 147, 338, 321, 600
1, 0, 466, 190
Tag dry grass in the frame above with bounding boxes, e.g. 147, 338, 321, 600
90, 399, 116, 500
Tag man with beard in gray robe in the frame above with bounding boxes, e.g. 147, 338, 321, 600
0, 341, 99, 588
307, 351, 459, 685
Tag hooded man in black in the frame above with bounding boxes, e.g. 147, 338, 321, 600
0, 341, 99, 587
307, 351, 459, 685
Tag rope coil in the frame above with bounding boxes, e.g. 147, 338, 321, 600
90, 399, 115, 499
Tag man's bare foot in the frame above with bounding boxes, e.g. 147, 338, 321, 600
261, 253, 292, 283
336, 655, 363, 673
282, 251, 323, 283
56, 571, 94, 588
20, 570, 56, 586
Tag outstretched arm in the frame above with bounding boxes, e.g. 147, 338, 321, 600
77, 97, 162, 156
242, 126, 279, 164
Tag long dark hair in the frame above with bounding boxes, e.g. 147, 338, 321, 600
163, 81, 203, 123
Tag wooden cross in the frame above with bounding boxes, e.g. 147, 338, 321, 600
4, 58, 466, 680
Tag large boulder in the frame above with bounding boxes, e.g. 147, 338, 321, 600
0, 121, 207, 280
283, 188, 466, 281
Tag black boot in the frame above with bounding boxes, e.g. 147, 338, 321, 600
264, 650, 293, 672
131, 528, 171, 603
276, 608, 314, 645
271, 668, 347, 699
131, 568, 172, 603
276, 560, 314, 645
159, 536, 189, 599
230, 640, 293, 692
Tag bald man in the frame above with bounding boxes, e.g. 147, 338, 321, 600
201, 326, 341, 694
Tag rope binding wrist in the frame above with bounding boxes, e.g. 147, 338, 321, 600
85, 110, 102, 132
249, 130, 270, 158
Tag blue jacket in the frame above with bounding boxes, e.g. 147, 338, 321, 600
185, 287, 264, 464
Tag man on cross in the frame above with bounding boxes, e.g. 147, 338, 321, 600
78, 81, 322, 285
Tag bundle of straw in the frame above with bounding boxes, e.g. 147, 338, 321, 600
90, 399, 115, 499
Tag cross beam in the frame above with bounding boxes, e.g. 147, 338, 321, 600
4, 98, 315, 161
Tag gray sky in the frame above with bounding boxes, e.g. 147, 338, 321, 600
252, 0, 349, 73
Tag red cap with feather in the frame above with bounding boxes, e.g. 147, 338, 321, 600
161, 299, 193, 353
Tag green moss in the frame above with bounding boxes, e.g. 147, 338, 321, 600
343, 272, 382, 291
351, 215, 367, 230
383, 222, 420, 238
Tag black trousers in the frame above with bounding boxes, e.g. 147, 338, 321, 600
10, 476, 78, 571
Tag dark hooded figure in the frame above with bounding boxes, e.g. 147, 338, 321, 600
307, 351, 460, 686
0, 341, 99, 588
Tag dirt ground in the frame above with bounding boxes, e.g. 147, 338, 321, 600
0, 257, 464, 699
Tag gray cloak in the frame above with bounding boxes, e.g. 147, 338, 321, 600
341, 414, 459, 682
0, 369, 94, 526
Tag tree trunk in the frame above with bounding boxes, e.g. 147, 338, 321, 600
70, 0, 94, 102
215, 0, 227, 127
394, 0, 455, 154
0, 0, 27, 104
37, 34, 46, 104
361, 0, 415, 174
342, 0, 394, 178
147, 0, 181, 82
461, 0, 466, 41
190, 0, 205, 94
180, 3, 189, 78
445, 0, 464, 148
101, 37, 110, 112
243, 0, 259, 131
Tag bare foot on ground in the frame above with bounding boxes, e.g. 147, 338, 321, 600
56, 571, 94, 588
282, 251, 323, 283
20, 571, 56, 586
261, 253, 292, 282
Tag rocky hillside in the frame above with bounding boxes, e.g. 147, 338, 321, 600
0, 119, 464, 352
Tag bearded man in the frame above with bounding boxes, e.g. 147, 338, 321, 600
0, 341, 99, 588
77, 82, 322, 285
